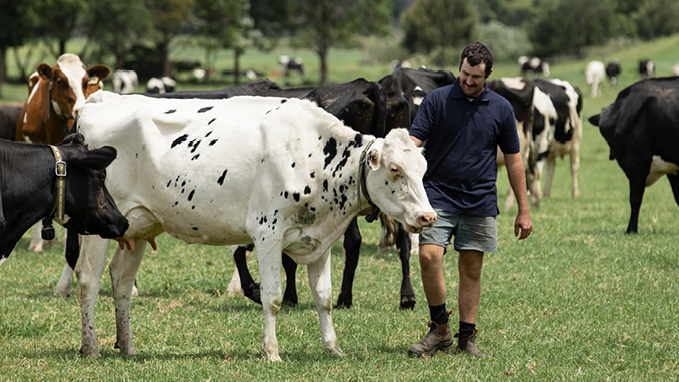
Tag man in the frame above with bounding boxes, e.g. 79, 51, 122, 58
408, 42, 533, 358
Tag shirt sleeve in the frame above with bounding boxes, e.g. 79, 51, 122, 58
497, 103, 521, 155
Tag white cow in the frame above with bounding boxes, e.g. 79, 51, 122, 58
112, 69, 138, 94
586, 61, 605, 98
74, 92, 436, 361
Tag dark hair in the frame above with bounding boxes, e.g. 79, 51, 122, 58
459, 42, 494, 77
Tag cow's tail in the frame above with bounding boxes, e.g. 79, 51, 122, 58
378, 213, 399, 249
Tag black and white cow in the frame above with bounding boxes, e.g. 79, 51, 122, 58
639, 59, 655, 79
588, 77, 679, 233
518, 56, 550, 78
112, 69, 138, 94
0, 134, 128, 264
487, 77, 540, 209
146, 77, 176, 94
74, 92, 436, 361
606, 60, 621, 86
532, 79, 583, 200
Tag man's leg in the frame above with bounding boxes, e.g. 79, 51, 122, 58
456, 249, 485, 357
408, 244, 454, 357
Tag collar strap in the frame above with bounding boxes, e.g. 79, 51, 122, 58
48, 145, 67, 222
358, 139, 380, 223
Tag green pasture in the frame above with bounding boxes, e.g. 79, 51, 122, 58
2, 36, 679, 381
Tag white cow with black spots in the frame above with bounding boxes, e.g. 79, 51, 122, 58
74, 91, 436, 361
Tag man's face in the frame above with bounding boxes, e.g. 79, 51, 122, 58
459, 57, 491, 98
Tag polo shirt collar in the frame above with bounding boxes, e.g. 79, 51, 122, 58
449, 78, 491, 102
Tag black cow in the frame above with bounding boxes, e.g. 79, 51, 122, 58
588, 77, 679, 233
606, 60, 621, 86
639, 59, 655, 79
0, 133, 128, 263
0, 105, 21, 140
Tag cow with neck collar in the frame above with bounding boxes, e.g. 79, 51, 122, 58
15, 53, 110, 255
74, 92, 436, 361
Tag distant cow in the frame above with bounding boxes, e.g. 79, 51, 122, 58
0, 105, 21, 140
672, 64, 679, 77
0, 134, 127, 265
606, 60, 621, 86
589, 77, 679, 233
519, 56, 550, 78
15, 53, 110, 253
74, 92, 436, 361
639, 59, 655, 79
532, 78, 583, 201
487, 78, 540, 209
586, 61, 606, 98
146, 77, 176, 94
278, 56, 305, 77
112, 69, 138, 94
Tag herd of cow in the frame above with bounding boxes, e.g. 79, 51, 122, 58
1, 52, 678, 360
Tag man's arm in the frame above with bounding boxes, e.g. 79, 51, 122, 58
504, 152, 533, 239
410, 136, 423, 147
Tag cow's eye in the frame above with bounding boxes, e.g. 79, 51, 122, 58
390, 166, 401, 177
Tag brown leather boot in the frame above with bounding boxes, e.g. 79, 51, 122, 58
455, 328, 485, 358
408, 320, 454, 357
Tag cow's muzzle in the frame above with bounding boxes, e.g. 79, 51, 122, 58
405, 212, 437, 234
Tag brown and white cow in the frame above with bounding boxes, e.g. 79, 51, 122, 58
15, 53, 110, 253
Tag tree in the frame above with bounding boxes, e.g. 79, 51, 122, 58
402, 0, 478, 68
83, 0, 153, 69
146, 0, 195, 77
193, 0, 243, 82
0, 0, 35, 96
289, 0, 392, 85
33, 0, 87, 56
529, 0, 618, 58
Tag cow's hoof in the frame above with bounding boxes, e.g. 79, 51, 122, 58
334, 296, 352, 309
324, 346, 343, 356
400, 296, 416, 310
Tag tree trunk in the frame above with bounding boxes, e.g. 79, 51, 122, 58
0, 47, 6, 98
319, 45, 328, 86
234, 50, 241, 86
159, 36, 171, 77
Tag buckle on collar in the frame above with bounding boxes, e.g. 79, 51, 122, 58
56, 160, 67, 177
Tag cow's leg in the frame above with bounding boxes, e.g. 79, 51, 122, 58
626, 178, 647, 234
308, 247, 342, 356
282, 253, 298, 305
668, 174, 679, 210
570, 145, 581, 198
542, 154, 557, 198
396, 223, 416, 310
76, 236, 110, 357
232, 244, 262, 303
335, 217, 361, 309
28, 222, 44, 252
226, 245, 247, 297
257, 243, 284, 361
110, 241, 147, 356
55, 230, 80, 296
409, 233, 419, 255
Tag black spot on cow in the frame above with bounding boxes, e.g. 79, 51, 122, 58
353, 134, 364, 147
291, 162, 295, 168
192, 154, 200, 161
310, 172, 315, 178
181, 181, 186, 187
191, 226, 199, 231
190, 140, 201, 153
217, 169, 227, 185
166, 180, 171, 188
205, 131, 213, 137
208, 118, 216, 126
323, 179, 328, 192
304, 186, 311, 194
323, 137, 337, 169
171, 134, 188, 148
197, 106, 213, 113
308, 153, 312, 158
281, 99, 287, 104
188, 190, 195, 201
293, 192, 300, 202
209, 139, 218, 146
165, 109, 176, 114
284, 191, 289, 199
173, 201, 179, 206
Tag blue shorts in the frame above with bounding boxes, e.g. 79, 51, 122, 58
418, 209, 497, 253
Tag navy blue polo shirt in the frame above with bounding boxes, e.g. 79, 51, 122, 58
410, 79, 519, 216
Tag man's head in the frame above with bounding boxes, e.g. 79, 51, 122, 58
458, 42, 494, 98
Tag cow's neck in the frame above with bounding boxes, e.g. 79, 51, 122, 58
357, 138, 381, 222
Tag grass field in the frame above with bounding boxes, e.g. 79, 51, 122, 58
1, 35, 679, 381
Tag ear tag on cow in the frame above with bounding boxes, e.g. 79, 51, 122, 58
41, 218, 56, 241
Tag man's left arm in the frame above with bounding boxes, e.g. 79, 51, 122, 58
504, 152, 533, 240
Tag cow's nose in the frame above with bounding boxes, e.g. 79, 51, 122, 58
420, 213, 437, 228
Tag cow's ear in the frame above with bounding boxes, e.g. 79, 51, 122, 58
88, 65, 111, 81
37, 64, 53, 81
62, 133, 86, 147
588, 113, 600, 126
367, 148, 381, 170
70, 146, 117, 171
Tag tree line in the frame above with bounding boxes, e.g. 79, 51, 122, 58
1, 0, 677, 96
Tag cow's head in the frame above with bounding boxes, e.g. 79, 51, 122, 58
363, 128, 436, 233
56, 133, 128, 239
36, 54, 110, 121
